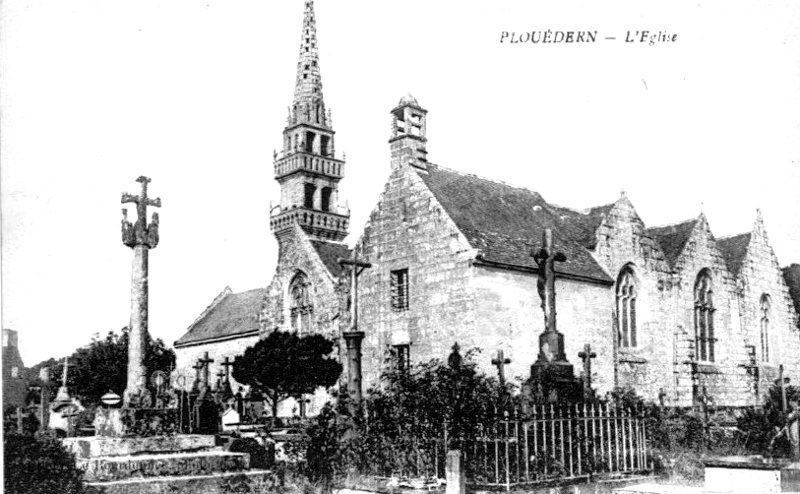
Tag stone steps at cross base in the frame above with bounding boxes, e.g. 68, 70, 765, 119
83, 469, 278, 494
63, 434, 218, 459
77, 450, 250, 482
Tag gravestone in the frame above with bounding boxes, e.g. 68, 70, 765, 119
525, 229, 582, 404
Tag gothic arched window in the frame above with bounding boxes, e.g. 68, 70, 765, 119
616, 266, 638, 348
289, 272, 313, 333
694, 270, 715, 362
760, 293, 771, 362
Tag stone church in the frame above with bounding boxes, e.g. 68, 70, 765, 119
174, 0, 800, 415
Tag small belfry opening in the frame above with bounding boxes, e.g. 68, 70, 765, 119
321, 187, 332, 212
304, 183, 316, 208
320, 135, 330, 156
305, 131, 315, 153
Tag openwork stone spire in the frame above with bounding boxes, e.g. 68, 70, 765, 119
291, 0, 328, 128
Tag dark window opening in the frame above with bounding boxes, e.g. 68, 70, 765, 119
760, 293, 771, 362
617, 268, 637, 348
694, 270, 715, 363
320, 135, 330, 156
304, 183, 316, 209
321, 187, 332, 212
305, 131, 315, 153
391, 268, 409, 311
394, 344, 410, 373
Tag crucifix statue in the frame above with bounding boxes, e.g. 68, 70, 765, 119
578, 344, 597, 400
531, 228, 568, 363
121, 176, 161, 407
492, 350, 512, 388
338, 254, 372, 416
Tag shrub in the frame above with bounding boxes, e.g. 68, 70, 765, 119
4, 430, 85, 494
230, 437, 274, 469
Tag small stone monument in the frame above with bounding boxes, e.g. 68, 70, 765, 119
525, 228, 582, 404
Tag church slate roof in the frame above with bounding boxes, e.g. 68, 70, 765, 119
645, 219, 698, 267
310, 240, 352, 277
416, 165, 613, 284
717, 233, 751, 278
174, 288, 265, 347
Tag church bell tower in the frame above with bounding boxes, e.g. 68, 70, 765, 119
270, 0, 349, 243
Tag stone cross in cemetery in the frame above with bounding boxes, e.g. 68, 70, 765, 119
527, 228, 580, 403
192, 360, 204, 392
54, 356, 72, 403
199, 352, 214, 389
491, 350, 512, 388
121, 176, 161, 407
578, 344, 597, 400
218, 357, 234, 398
339, 254, 372, 415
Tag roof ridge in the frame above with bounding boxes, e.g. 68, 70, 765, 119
424, 164, 544, 197
717, 231, 751, 241
645, 217, 698, 231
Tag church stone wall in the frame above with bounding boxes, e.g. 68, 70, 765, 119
670, 217, 752, 407
471, 266, 615, 394
592, 196, 677, 403
356, 165, 478, 391
259, 225, 341, 342
735, 216, 800, 401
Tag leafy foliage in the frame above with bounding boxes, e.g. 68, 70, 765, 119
26, 327, 175, 406
737, 382, 800, 458
232, 331, 342, 420
300, 346, 505, 484
3, 430, 85, 494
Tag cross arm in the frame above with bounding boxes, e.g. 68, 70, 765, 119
122, 193, 139, 204
338, 258, 372, 269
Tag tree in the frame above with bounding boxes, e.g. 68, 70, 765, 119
232, 331, 342, 421
26, 327, 175, 406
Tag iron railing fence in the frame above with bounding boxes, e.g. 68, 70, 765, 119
359, 402, 651, 491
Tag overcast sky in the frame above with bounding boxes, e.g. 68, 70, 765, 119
2, 1, 799, 366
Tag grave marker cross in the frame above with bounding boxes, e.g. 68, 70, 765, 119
192, 361, 204, 391
199, 352, 214, 388
491, 350, 512, 388
220, 357, 234, 384
578, 344, 597, 400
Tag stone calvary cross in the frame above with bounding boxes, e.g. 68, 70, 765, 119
531, 228, 567, 363
121, 176, 161, 407
339, 254, 372, 416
